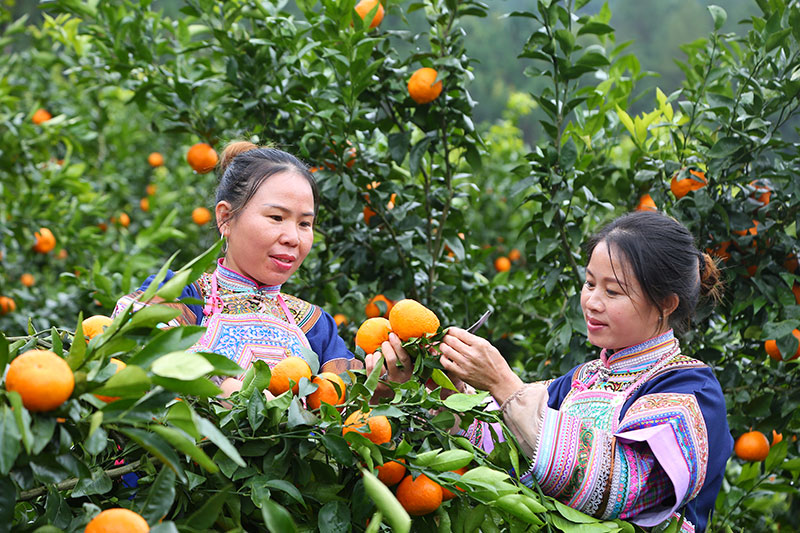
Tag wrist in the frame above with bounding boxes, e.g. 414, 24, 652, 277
489, 371, 525, 406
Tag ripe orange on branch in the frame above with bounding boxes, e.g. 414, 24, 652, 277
636, 193, 657, 211
192, 207, 212, 225
764, 329, 800, 361
187, 142, 218, 174
147, 152, 164, 167
376, 458, 406, 486
20, 273, 35, 287
734, 431, 770, 462
32, 108, 52, 124
307, 372, 347, 410
0, 296, 16, 315
33, 227, 56, 254
494, 256, 511, 272
388, 299, 440, 342
396, 474, 443, 516
5, 350, 75, 412
268, 356, 312, 396
355, 317, 392, 354
342, 410, 392, 445
408, 67, 443, 104
354, 0, 384, 28
670, 169, 707, 199
441, 466, 469, 500
749, 179, 771, 207
365, 294, 394, 319
85, 508, 150, 533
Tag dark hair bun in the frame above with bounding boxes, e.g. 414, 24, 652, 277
219, 141, 258, 175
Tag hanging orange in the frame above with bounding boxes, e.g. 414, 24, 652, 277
408, 67, 443, 104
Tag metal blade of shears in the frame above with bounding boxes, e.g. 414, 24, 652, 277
465, 310, 492, 334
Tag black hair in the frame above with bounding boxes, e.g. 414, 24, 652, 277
585, 211, 723, 334
215, 141, 320, 225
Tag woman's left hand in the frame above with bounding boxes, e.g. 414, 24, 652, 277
439, 327, 524, 405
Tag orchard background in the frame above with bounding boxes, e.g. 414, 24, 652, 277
1, 0, 799, 531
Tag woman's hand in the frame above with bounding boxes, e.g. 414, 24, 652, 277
439, 327, 524, 405
364, 333, 413, 400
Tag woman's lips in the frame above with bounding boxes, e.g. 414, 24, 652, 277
585, 316, 607, 332
270, 255, 295, 271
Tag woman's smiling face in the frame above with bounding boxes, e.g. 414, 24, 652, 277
580, 240, 667, 351
218, 171, 315, 286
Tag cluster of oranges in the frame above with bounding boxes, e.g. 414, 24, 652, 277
494, 248, 522, 273
266, 356, 347, 411
355, 299, 440, 354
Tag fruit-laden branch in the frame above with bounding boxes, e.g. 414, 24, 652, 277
18, 459, 143, 501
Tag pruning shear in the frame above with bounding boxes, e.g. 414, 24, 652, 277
465, 310, 492, 334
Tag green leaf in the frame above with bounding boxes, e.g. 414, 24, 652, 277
0, 476, 15, 529
119, 427, 186, 482
0, 406, 21, 475
70, 467, 112, 498
430, 368, 458, 391
708, 136, 744, 158
195, 417, 246, 467
137, 465, 177, 524
553, 499, 599, 523
128, 327, 206, 368
150, 425, 218, 473
443, 391, 490, 411
139, 252, 180, 303
409, 135, 434, 178
151, 376, 221, 397
428, 449, 474, 471
708, 5, 727, 31
151, 351, 215, 380
31, 416, 57, 455
167, 400, 201, 440
360, 469, 411, 533
91, 365, 151, 398
155, 270, 192, 301
260, 498, 298, 532
123, 305, 182, 332
6, 391, 32, 454
318, 501, 350, 533
187, 485, 231, 528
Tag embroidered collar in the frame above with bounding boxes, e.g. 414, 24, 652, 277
600, 330, 678, 374
214, 259, 282, 299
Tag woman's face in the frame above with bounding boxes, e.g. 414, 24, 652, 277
580, 241, 667, 351
217, 171, 315, 287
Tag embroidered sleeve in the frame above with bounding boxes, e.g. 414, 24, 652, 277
522, 393, 708, 527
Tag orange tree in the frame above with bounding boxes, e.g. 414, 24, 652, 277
1, 0, 800, 530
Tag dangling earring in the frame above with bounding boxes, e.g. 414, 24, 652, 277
221, 237, 228, 254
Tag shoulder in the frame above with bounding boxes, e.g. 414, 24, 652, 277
280, 293, 323, 333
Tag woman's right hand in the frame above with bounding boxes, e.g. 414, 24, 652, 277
365, 333, 413, 399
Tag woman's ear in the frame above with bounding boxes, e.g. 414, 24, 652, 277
662, 293, 680, 319
215, 201, 232, 236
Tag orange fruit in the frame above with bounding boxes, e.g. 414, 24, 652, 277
146, 183, 157, 196
139, 198, 150, 212
342, 410, 392, 445
388, 299, 440, 342
267, 356, 312, 396
325, 141, 357, 170
707, 240, 732, 262
396, 474, 443, 516
85, 508, 150, 533
83, 315, 114, 340
793, 283, 800, 306
354, 0, 384, 28
733, 219, 759, 238
376, 458, 406, 486
734, 431, 770, 462
192, 207, 212, 226
365, 294, 394, 319
187, 142, 218, 174
32, 108, 52, 124
333, 313, 348, 326
56, 249, 68, 260
0, 296, 17, 315
636, 193, 657, 211
94, 358, 127, 403
508, 248, 522, 262
307, 372, 347, 410
363, 205, 377, 225
33, 227, 56, 254
20, 273, 35, 287
408, 67, 443, 105
764, 329, 800, 361
118, 213, 131, 227
5, 350, 75, 412
147, 152, 164, 167
309, 166, 321, 173
494, 256, 511, 272
670, 169, 708, 199
772, 429, 783, 447
784, 253, 797, 273
749, 179, 771, 207
441, 466, 468, 500
355, 317, 392, 354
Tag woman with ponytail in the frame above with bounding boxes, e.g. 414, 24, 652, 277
375, 210, 731, 532
114, 141, 356, 398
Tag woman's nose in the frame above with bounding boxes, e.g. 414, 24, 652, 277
280, 223, 300, 245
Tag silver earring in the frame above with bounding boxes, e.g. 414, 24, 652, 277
221, 238, 228, 254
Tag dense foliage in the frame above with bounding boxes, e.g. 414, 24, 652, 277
1, 0, 799, 531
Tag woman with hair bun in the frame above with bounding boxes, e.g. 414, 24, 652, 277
114, 141, 356, 397
374, 210, 732, 532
